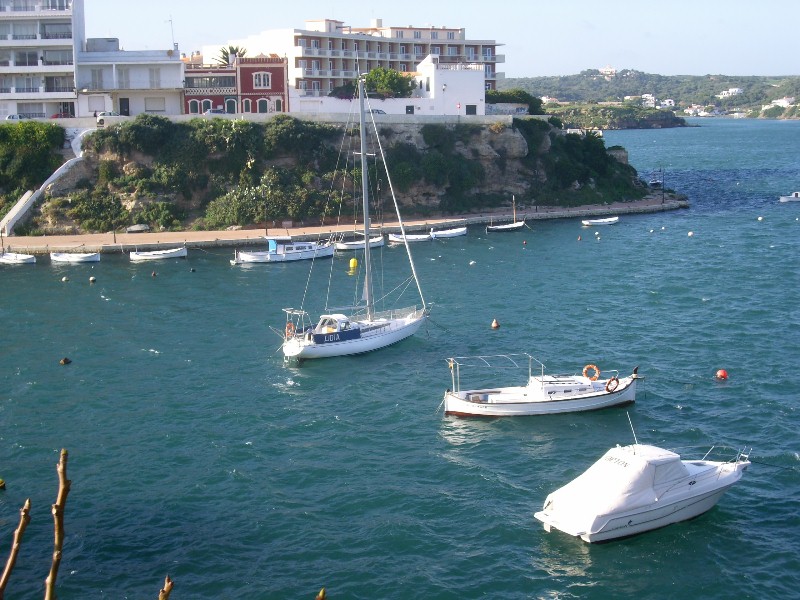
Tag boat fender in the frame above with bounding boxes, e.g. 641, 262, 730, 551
285, 322, 295, 338
605, 376, 619, 392
583, 364, 600, 381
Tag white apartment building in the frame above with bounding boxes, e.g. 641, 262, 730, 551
75, 37, 184, 117
203, 18, 504, 101
0, 0, 84, 119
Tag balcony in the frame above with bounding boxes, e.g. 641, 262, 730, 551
184, 86, 236, 96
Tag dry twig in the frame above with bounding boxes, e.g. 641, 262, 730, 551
0, 498, 32, 600
44, 449, 70, 600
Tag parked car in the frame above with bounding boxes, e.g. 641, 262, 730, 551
96, 111, 120, 117
5, 114, 26, 121
203, 108, 227, 115
50, 112, 72, 119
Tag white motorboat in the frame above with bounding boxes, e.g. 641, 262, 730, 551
281, 76, 428, 360
443, 354, 638, 417
779, 191, 800, 203
388, 232, 432, 243
581, 216, 619, 226
50, 252, 101, 263
334, 235, 385, 251
486, 196, 525, 233
430, 226, 467, 239
230, 237, 334, 265
129, 246, 187, 261
534, 443, 751, 543
0, 251, 36, 264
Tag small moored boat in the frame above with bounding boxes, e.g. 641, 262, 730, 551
50, 252, 101, 263
129, 246, 187, 261
230, 237, 334, 265
581, 216, 619, 226
779, 191, 800, 203
486, 196, 525, 233
534, 443, 751, 543
334, 235, 385, 251
430, 226, 467, 239
0, 251, 36, 264
443, 354, 639, 417
388, 232, 432, 243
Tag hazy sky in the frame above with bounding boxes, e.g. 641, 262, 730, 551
83, 0, 800, 78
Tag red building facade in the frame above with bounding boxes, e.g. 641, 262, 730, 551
183, 55, 289, 115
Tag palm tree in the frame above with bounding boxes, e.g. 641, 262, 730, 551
216, 45, 247, 66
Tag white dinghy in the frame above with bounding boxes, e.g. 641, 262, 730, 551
581, 216, 619, 226
388, 232, 432, 243
443, 355, 638, 417
129, 246, 187, 261
50, 252, 101, 263
534, 442, 750, 543
430, 226, 467, 239
0, 251, 36, 264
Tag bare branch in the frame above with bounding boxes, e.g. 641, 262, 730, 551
0, 498, 32, 599
158, 574, 174, 600
44, 449, 70, 600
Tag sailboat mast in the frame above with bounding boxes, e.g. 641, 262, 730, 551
357, 76, 374, 319
512, 195, 516, 222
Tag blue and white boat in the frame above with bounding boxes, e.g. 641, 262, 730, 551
231, 237, 333, 264
281, 77, 428, 360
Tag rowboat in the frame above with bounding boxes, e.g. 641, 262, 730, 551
443, 354, 639, 417
430, 226, 467, 239
334, 235, 385, 251
388, 232, 432, 243
50, 252, 101, 263
581, 216, 619, 226
0, 251, 36, 264
535, 443, 750, 543
129, 246, 187, 261
230, 237, 334, 264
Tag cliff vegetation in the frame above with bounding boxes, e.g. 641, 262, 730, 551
15, 114, 647, 235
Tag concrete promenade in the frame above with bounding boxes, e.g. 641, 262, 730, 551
1, 194, 687, 255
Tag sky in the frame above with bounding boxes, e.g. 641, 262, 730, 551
83, 0, 800, 78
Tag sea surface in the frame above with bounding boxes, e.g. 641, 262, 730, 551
1, 118, 799, 599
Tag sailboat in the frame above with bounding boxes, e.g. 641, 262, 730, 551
486, 195, 526, 232
281, 76, 428, 360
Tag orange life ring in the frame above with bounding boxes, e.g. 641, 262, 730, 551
583, 364, 600, 381
605, 376, 619, 392
285, 322, 295, 338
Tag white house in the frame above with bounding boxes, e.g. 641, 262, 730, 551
75, 37, 184, 117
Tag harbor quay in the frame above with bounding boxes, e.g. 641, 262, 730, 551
2, 194, 686, 255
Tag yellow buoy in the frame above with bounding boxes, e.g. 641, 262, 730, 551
349, 257, 358, 270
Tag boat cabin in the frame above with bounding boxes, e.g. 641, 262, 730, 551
312, 313, 361, 343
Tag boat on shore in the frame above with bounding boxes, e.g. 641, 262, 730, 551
230, 237, 334, 265
430, 226, 467, 239
779, 191, 800, 203
443, 354, 639, 417
129, 246, 187, 261
0, 251, 36, 264
388, 232, 432, 243
50, 252, 101, 263
582, 216, 619, 226
534, 443, 750, 543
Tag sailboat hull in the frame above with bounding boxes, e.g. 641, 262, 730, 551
283, 311, 426, 359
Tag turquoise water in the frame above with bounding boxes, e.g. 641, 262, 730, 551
1, 118, 799, 599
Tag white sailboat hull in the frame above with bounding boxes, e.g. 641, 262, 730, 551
388, 233, 431, 243
283, 310, 426, 359
50, 252, 101, 263
130, 247, 187, 261
334, 236, 385, 250
430, 226, 467, 238
0, 251, 36, 264
486, 221, 525, 232
581, 216, 619, 226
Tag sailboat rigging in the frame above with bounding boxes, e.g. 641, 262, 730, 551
281, 76, 428, 360
486, 195, 526, 232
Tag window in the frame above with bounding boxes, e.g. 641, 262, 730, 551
90, 68, 103, 90
399, 63, 407, 72
148, 68, 161, 89
399, 45, 406, 54
431, 46, 441, 55
447, 46, 458, 56
431, 31, 438, 40
447, 31, 455, 40
275, 99, 282, 112
225, 98, 236, 113
243, 98, 251, 112
188, 99, 200, 114
144, 97, 166, 112
253, 72, 271, 89
15, 50, 38, 67
202, 99, 212, 111
413, 45, 422, 56
311, 81, 320, 91
311, 39, 319, 49
327, 40, 333, 50
397, 31, 404, 39
413, 31, 421, 39
118, 68, 130, 89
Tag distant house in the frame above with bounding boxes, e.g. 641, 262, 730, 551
717, 87, 743, 98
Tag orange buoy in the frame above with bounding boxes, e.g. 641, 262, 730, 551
491, 318, 500, 329
716, 369, 728, 380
